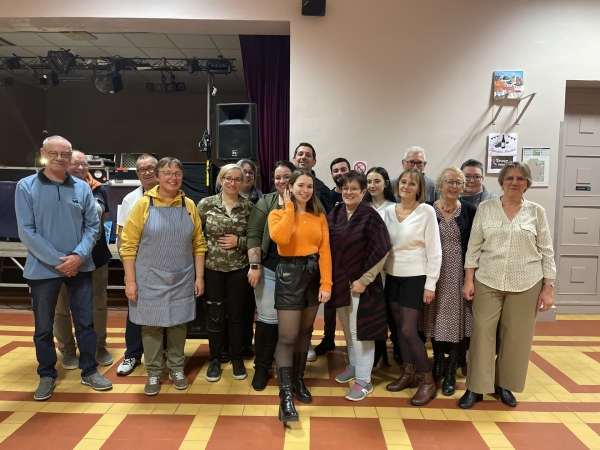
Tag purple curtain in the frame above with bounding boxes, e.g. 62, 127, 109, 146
239, 35, 290, 193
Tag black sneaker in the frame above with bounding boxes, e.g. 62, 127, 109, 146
232, 359, 247, 380
314, 339, 335, 356
206, 359, 221, 382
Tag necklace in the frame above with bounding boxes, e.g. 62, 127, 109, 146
439, 201, 457, 214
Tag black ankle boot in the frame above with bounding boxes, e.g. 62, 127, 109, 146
251, 322, 278, 391
441, 362, 458, 396
458, 389, 483, 409
277, 367, 299, 422
292, 352, 312, 404
432, 351, 445, 383
495, 385, 517, 407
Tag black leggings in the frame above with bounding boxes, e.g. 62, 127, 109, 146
274, 305, 319, 368
389, 303, 430, 373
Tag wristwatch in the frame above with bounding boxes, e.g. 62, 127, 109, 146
543, 281, 555, 287
250, 264, 260, 270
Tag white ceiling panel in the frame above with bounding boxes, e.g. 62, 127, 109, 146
140, 47, 185, 58
90, 33, 136, 48
0, 32, 53, 46
0, 46, 36, 57
68, 46, 109, 57
167, 34, 215, 49
210, 35, 241, 50
19, 47, 56, 57
36, 32, 95, 47
124, 33, 175, 48
101, 47, 148, 58
219, 49, 243, 60
179, 48, 222, 59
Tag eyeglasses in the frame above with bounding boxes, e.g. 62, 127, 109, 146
70, 162, 88, 168
158, 171, 183, 179
504, 176, 527, 184
404, 160, 426, 168
464, 175, 483, 181
342, 187, 361, 193
224, 176, 243, 184
45, 150, 72, 159
443, 180, 464, 187
243, 170, 255, 176
137, 166, 156, 174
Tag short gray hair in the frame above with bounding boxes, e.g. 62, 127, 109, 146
403, 146, 426, 161
42, 135, 72, 151
137, 154, 158, 166
237, 159, 257, 174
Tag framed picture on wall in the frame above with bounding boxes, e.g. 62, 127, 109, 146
493, 71, 524, 100
522, 147, 550, 187
488, 133, 518, 173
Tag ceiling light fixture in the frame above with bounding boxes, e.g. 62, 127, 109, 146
47, 49, 76, 74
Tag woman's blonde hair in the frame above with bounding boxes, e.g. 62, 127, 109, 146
396, 168, 427, 205
435, 166, 466, 194
215, 164, 243, 188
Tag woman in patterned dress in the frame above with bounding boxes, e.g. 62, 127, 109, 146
422, 167, 477, 396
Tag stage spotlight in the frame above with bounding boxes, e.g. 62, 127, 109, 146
187, 58, 200, 74
47, 50, 75, 74
206, 59, 232, 74
3, 57, 20, 71
92, 73, 123, 94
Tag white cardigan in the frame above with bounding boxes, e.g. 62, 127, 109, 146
382, 202, 442, 291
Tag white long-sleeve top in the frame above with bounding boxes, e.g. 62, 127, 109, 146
382, 202, 442, 291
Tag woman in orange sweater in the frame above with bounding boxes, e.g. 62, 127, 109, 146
268, 168, 332, 423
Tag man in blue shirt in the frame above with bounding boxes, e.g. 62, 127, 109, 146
15, 135, 113, 401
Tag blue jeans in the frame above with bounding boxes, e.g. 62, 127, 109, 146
29, 272, 98, 378
124, 309, 144, 359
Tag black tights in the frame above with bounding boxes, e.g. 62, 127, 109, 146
275, 305, 319, 368
432, 338, 460, 364
390, 303, 430, 373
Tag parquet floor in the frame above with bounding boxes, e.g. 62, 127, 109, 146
1, 312, 600, 449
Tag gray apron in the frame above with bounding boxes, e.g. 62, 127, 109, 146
129, 197, 196, 327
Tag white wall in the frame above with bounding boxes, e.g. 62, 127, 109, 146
2, 0, 600, 229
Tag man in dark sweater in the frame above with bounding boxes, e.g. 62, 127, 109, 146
329, 157, 351, 208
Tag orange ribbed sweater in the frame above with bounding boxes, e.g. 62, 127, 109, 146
268, 202, 333, 292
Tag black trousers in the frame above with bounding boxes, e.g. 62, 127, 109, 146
204, 267, 250, 361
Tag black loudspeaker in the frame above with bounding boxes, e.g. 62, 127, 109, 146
302, 0, 326, 16
216, 103, 258, 161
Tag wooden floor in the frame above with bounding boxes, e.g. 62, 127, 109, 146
1, 312, 600, 449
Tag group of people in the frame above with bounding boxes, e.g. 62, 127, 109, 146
16, 137, 556, 425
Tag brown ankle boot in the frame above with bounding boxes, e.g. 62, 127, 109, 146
386, 364, 417, 392
410, 370, 437, 406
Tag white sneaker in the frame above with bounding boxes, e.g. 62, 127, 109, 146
307, 344, 317, 362
117, 357, 142, 376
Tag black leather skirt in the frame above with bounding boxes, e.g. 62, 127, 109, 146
274, 253, 320, 310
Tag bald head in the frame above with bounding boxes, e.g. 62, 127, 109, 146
68, 150, 89, 181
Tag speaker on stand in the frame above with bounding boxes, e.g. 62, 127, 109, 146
216, 103, 258, 161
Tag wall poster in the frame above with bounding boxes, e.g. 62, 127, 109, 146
493, 71, 524, 100
488, 133, 518, 173
522, 147, 550, 187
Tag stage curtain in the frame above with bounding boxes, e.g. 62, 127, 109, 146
239, 35, 290, 193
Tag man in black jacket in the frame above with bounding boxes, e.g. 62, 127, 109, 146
292, 143, 333, 214
292, 142, 336, 359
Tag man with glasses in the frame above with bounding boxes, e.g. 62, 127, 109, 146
115, 154, 159, 375
53, 150, 113, 371
460, 159, 497, 206
15, 135, 113, 400
391, 147, 439, 202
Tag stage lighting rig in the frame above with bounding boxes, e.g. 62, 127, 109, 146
92, 57, 124, 94
47, 49, 76, 74
206, 59, 232, 74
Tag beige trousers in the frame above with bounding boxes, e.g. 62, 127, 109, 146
142, 324, 187, 376
465, 278, 541, 394
53, 264, 109, 354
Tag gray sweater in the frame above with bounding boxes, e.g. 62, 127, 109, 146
460, 185, 497, 207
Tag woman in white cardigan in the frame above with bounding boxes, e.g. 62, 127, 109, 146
382, 168, 442, 406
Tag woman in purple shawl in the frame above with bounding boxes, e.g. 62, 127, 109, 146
328, 171, 392, 401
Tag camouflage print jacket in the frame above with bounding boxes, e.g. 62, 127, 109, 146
197, 193, 254, 272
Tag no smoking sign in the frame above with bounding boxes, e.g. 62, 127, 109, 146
353, 161, 367, 173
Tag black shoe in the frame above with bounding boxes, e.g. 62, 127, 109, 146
458, 389, 483, 409
314, 339, 335, 356
292, 352, 312, 404
206, 359, 221, 382
277, 367, 299, 423
441, 362, 457, 396
432, 351, 446, 383
495, 385, 517, 407
232, 359, 248, 380
252, 368, 269, 391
